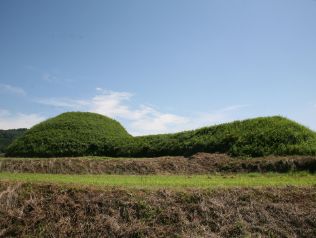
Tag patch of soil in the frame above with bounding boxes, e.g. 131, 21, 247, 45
1, 153, 315, 174
0, 182, 315, 237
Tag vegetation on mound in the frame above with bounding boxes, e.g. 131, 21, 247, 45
6, 112, 131, 157
127, 116, 316, 157
5, 112, 316, 157
0, 129, 27, 153
91, 116, 316, 157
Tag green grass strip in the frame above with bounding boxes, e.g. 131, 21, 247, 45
0, 172, 315, 188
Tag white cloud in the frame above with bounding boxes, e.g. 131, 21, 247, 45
34, 88, 248, 135
0, 110, 45, 129
130, 113, 189, 135
36, 98, 89, 109
219, 104, 249, 112
90, 91, 137, 119
0, 84, 26, 96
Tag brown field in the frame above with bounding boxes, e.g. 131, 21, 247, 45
1, 153, 315, 237
1, 153, 315, 175
0, 182, 315, 238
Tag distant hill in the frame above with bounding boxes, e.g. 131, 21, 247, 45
0, 128, 27, 153
6, 112, 316, 157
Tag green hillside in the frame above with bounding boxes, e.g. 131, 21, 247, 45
130, 116, 316, 157
0, 128, 27, 153
6, 112, 131, 157
6, 112, 316, 157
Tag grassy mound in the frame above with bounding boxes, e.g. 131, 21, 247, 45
6, 112, 131, 157
6, 113, 316, 157
126, 116, 316, 157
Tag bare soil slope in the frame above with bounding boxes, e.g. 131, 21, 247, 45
0, 182, 315, 237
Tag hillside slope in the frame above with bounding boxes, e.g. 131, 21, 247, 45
6, 112, 131, 157
131, 116, 316, 157
0, 129, 27, 153
6, 113, 316, 157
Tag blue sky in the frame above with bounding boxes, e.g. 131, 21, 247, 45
0, 0, 316, 135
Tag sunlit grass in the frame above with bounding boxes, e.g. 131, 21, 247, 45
0, 172, 315, 188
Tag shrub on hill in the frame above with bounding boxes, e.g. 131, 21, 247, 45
6, 112, 131, 157
0, 129, 27, 153
5, 113, 316, 158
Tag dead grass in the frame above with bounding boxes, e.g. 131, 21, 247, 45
0, 182, 315, 237
1, 153, 315, 175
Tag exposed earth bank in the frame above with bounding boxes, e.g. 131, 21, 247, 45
0, 182, 315, 238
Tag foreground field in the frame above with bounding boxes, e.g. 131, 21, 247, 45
1, 153, 315, 237
0, 172, 315, 188
0, 182, 315, 237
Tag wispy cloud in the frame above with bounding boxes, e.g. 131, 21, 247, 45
41, 72, 59, 82
36, 98, 89, 109
130, 113, 188, 135
35, 88, 249, 135
0, 84, 26, 96
25, 66, 73, 84
219, 104, 249, 112
0, 109, 45, 129
89, 89, 190, 134
41, 72, 73, 83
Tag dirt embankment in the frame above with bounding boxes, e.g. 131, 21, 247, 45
1, 153, 316, 174
0, 182, 315, 238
